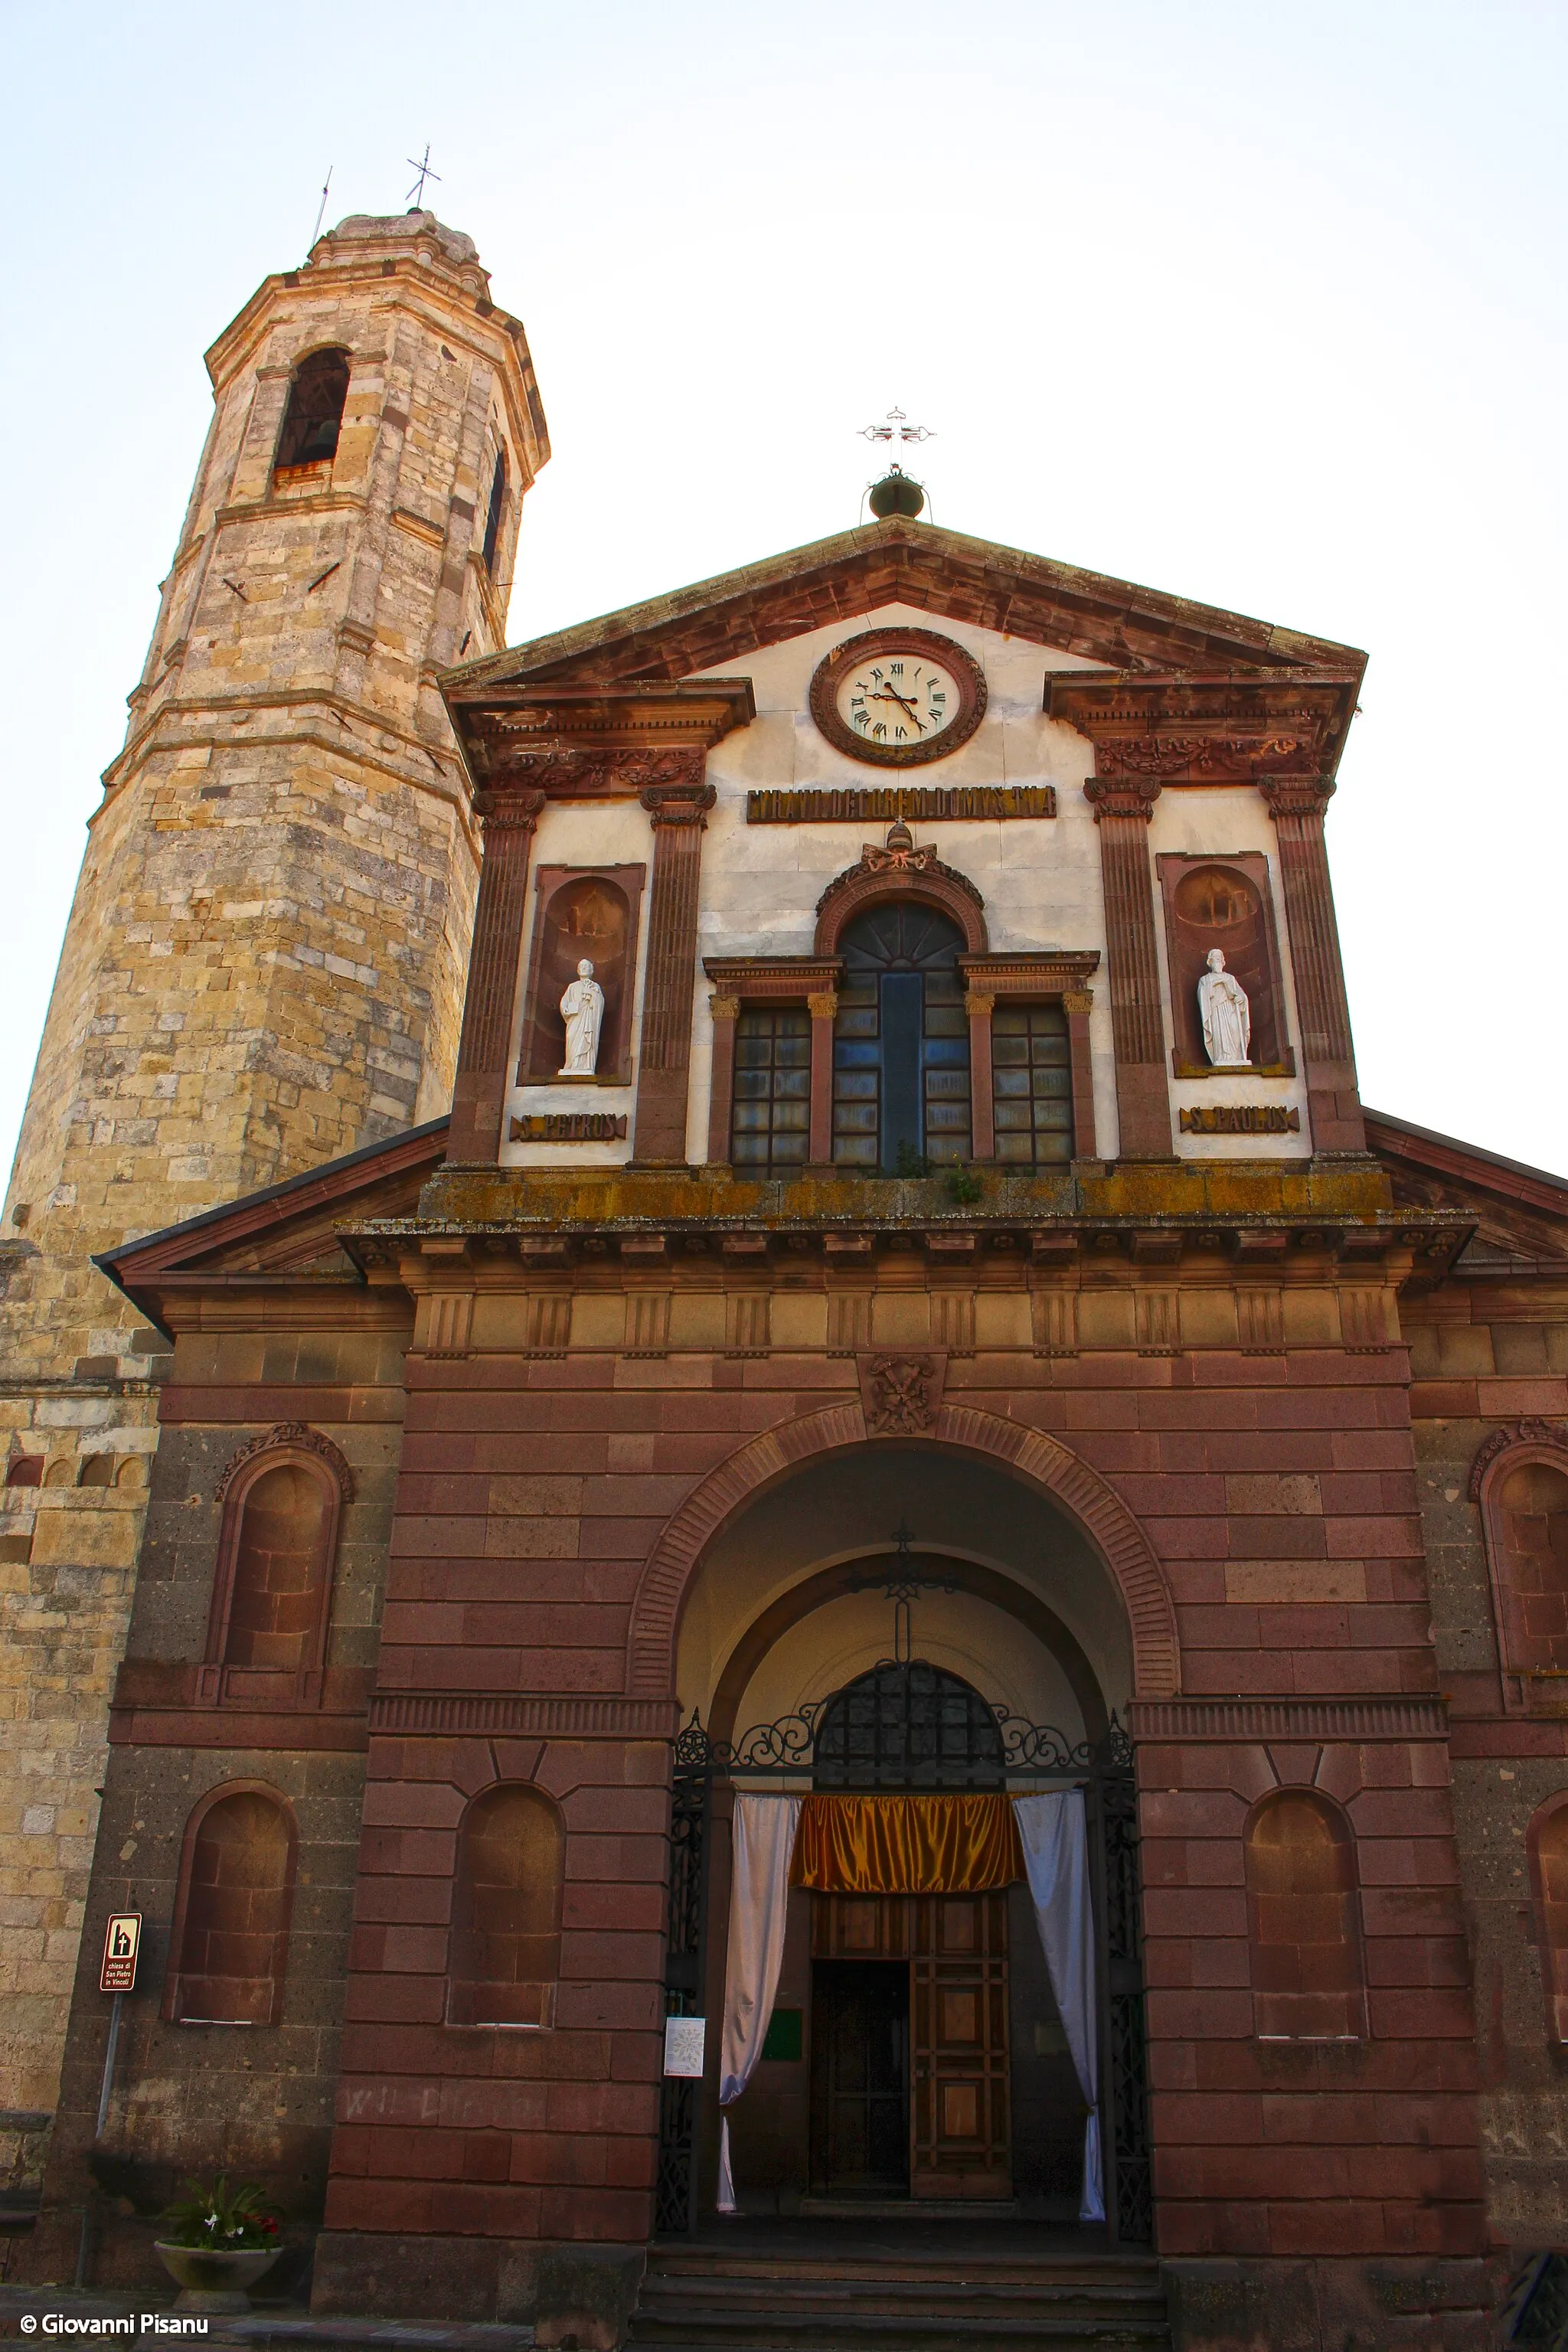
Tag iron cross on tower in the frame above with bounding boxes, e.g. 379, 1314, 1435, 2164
859, 406, 934, 453
406, 145, 442, 207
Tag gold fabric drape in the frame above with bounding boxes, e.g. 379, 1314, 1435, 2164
789, 1793, 1024, 1895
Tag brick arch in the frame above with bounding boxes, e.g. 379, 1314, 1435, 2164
626, 1398, 1179, 1699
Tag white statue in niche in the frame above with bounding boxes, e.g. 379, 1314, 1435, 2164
558, 959, 606, 1077
1198, 948, 1252, 1068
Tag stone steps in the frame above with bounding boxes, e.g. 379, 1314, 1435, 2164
628, 2248, 1171, 2350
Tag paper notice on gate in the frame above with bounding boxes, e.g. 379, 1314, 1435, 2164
663, 2016, 707, 2078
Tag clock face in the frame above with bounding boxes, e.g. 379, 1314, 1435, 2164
809, 628, 987, 768
836, 653, 962, 753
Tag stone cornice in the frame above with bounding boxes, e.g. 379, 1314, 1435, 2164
703, 956, 844, 1001
447, 681, 755, 786
1129, 1696, 1449, 1742
368, 1692, 681, 1740
958, 952, 1100, 996
1049, 670, 1360, 785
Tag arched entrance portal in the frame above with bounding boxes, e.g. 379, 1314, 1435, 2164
655, 1444, 1153, 2249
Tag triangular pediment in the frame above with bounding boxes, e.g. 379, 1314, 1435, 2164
98, 1119, 448, 1328
446, 516, 1365, 697
1367, 1110, 1568, 1264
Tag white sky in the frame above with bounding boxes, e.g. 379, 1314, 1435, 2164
3, 0, 1564, 1182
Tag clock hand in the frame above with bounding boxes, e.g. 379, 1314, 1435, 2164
867, 689, 926, 730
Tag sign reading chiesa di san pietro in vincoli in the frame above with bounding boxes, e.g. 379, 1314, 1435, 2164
2, 203, 1566, 2352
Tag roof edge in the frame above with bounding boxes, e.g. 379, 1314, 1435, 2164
1364, 1108, 1568, 1217
96, 1116, 451, 1282
443, 517, 1367, 696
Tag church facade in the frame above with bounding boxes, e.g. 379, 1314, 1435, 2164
11, 213, 1568, 2350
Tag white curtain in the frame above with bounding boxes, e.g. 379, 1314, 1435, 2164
716, 1792, 802, 2215
1014, 1791, 1104, 2224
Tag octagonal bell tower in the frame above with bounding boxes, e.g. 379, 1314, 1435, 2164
0, 210, 546, 2138
3, 208, 547, 1381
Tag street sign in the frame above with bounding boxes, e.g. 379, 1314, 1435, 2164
100, 1913, 141, 1993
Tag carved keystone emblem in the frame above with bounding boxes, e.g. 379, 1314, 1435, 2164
858, 1352, 946, 1437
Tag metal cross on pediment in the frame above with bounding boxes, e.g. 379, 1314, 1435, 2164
859, 406, 935, 450
849, 1519, 956, 1664
406, 145, 442, 207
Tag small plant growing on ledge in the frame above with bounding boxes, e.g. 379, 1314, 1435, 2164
946, 1165, 985, 1206
894, 1141, 933, 1179
160, 2176, 282, 2250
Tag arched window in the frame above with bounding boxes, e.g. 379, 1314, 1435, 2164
814, 1661, 1004, 1790
1475, 1437, 1568, 1707
832, 903, 971, 1171
1530, 1798, 1568, 2044
448, 1785, 564, 2027
1245, 1789, 1366, 2040
166, 1786, 296, 2027
204, 1429, 350, 1705
482, 446, 507, 575
274, 348, 351, 473
5, 1455, 42, 1488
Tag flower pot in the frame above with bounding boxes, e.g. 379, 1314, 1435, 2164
154, 2241, 282, 2313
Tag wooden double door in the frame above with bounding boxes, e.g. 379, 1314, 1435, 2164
809, 1890, 1010, 2200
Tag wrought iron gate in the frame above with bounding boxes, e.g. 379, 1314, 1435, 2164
655, 1759, 710, 2236
653, 1675, 1153, 2243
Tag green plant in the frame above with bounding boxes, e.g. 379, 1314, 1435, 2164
893, 1140, 933, 1179
945, 1166, 984, 1206
159, 2176, 281, 2251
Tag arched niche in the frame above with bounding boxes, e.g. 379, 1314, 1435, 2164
1156, 851, 1292, 1074
1244, 1787, 1366, 2043
519, 865, 645, 1084
1528, 1794, 1568, 2046
447, 1782, 565, 2029
204, 1425, 351, 1707
165, 1783, 296, 2027
1472, 1429, 1568, 1710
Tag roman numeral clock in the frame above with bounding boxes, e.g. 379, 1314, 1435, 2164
809, 627, 988, 766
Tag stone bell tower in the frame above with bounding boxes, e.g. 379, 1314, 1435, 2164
0, 211, 545, 2135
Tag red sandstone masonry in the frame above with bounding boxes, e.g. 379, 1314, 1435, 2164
315, 1328, 1488, 2264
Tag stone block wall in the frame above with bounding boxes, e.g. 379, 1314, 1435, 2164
1403, 1268, 1568, 2250
24, 1313, 405, 2286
